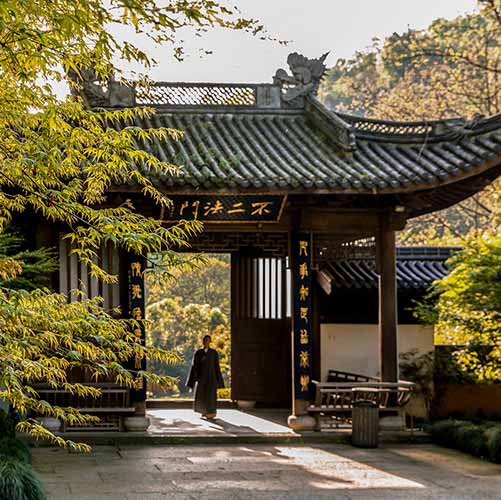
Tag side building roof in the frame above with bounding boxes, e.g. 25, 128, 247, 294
317, 247, 456, 293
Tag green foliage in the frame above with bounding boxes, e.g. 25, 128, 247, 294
430, 419, 501, 463
416, 235, 501, 382
0, 230, 57, 290
485, 426, 501, 463
321, 1, 501, 120
0, 288, 183, 450
0, 410, 15, 438
0, 459, 44, 500
433, 346, 478, 384
430, 419, 486, 456
0, 438, 31, 465
454, 422, 488, 457
0, 1, 262, 448
150, 254, 231, 316
217, 387, 231, 399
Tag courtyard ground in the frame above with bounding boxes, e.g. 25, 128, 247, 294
32, 443, 501, 500
147, 409, 294, 437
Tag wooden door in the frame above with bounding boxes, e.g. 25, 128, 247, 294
231, 254, 291, 406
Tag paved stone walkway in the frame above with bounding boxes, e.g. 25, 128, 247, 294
32, 443, 501, 500
147, 409, 294, 436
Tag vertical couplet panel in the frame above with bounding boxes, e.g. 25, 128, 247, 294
291, 232, 314, 404
128, 254, 147, 402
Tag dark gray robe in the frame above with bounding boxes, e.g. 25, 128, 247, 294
186, 348, 224, 415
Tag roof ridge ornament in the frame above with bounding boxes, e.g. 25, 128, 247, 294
273, 52, 329, 105
67, 65, 109, 108
67, 65, 135, 108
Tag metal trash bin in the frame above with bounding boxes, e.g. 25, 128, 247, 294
351, 400, 379, 448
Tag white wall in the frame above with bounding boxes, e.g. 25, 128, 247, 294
320, 324, 434, 380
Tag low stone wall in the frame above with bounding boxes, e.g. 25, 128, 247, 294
433, 384, 501, 419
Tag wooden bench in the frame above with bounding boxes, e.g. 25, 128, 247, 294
34, 383, 135, 431
308, 380, 414, 430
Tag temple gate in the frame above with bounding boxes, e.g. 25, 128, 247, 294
40, 52, 500, 431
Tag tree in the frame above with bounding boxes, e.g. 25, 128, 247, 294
320, 0, 500, 245
416, 235, 501, 382
0, 1, 261, 450
321, 1, 501, 120
148, 254, 231, 314
0, 229, 57, 290
146, 297, 230, 397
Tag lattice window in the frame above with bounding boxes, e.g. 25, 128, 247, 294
59, 236, 120, 310
136, 83, 256, 107
339, 114, 436, 136
234, 256, 291, 320
189, 232, 288, 258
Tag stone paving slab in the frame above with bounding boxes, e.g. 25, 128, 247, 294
148, 409, 294, 436
32, 443, 501, 500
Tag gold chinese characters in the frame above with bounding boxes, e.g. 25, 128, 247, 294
174, 197, 279, 220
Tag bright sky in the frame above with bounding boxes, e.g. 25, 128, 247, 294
135, 0, 478, 83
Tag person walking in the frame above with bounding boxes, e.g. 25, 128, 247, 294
186, 335, 225, 419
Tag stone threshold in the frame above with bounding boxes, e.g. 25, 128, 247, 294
24, 430, 430, 447
146, 398, 236, 409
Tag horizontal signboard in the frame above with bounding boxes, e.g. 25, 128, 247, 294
163, 194, 286, 223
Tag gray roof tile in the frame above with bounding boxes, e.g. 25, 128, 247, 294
319, 247, 456, 290
127, 106, 500, 193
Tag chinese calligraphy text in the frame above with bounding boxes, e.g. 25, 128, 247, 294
292, 232, 313, 400
129, 256, 146, 396
165, 195, 286, 222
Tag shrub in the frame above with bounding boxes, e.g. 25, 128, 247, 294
485, 425, 501, 463
430, 419, 464, 448
0, 438, 31, 464
0, 410, 15, 439
0, 459, 44, 500
454, 422, 488, 457
430, 419, 501, 462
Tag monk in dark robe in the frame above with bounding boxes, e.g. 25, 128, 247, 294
186, 335, 224, 419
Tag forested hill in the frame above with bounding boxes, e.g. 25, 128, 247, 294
319, 2, 500, 120
318, 1, 500, 245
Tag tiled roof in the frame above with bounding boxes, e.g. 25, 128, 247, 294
127, 97, 501, 193
317, 247, 455, 292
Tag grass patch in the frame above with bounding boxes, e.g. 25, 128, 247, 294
430, 419, 501, 463
0, 410, 43, 499
0, 459, 44, 500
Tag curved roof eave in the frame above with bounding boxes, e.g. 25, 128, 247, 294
85, 79, 501, 204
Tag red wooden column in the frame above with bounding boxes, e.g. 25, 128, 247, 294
377, 215, 399, 383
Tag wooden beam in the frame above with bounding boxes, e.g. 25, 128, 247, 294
377, 215, 399, 383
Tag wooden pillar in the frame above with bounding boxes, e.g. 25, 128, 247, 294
377, 215, 399, 383
312, 281, 321, 383
288, 230, 316, 430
